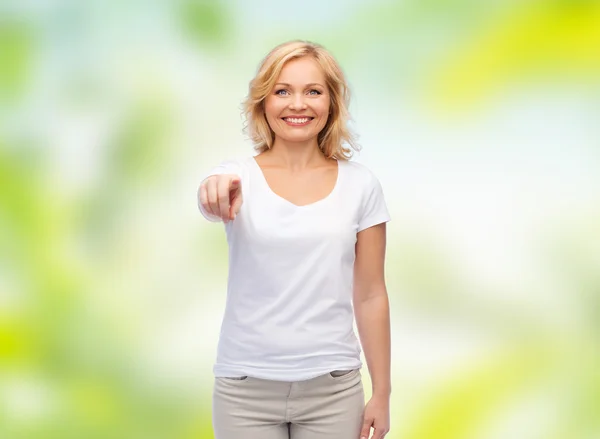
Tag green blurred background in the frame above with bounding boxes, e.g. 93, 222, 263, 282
1, 0, 599, 438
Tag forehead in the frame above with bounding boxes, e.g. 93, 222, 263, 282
277, 57, 325, 84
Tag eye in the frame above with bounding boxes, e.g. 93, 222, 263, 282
308, 89, 322, 95
275, 89, 288, 95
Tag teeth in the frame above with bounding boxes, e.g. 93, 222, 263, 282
285, 117, 310, 124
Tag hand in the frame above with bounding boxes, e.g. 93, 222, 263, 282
198, 174, 243, 222
360, 395, 390, 439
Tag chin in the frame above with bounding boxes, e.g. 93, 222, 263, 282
282, 134, 318, 144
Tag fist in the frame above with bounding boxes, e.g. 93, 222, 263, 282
198, 174, 243, 223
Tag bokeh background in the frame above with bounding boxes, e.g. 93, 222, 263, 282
1, 0, 599, 438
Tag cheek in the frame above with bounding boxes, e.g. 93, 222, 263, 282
316, 99, 330, 117
263, 106, 278, 128
316, 101, 330, 120
265, 97, 284, 115
264, 100, 274, 118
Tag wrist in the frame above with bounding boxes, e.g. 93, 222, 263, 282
372, 386, 392, 399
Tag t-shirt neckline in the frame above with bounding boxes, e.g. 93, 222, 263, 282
250, 156, 342, 209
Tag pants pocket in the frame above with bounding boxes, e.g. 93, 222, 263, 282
329, 369, 355, 378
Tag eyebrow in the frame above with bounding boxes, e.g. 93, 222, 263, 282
275, 82, 325, 88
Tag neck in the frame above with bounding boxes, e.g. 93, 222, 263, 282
266, 138, 328, 170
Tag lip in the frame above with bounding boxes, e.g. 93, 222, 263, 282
281, 116, 314, 127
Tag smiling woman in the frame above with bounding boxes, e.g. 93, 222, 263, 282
243, 40, 359, 160
197, 40, 392, 439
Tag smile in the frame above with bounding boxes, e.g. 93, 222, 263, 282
282, 117, 314, 126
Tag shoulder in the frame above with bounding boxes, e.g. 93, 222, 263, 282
201, 156, 253, 185
341, 159, 380, 187
343, 160, 391, 227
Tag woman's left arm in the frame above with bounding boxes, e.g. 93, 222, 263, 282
354, 222, 391, 439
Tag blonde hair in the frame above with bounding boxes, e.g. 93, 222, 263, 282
242, 40, 360, 160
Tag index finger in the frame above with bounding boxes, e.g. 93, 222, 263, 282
360, 418, 372, 439
217, 176, 233, 220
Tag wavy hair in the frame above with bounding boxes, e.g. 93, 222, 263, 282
242, 40, 360, 160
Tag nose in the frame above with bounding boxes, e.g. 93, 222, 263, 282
288, 93, 307, 111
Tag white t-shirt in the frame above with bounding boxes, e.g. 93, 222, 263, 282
199, 156, 390, 381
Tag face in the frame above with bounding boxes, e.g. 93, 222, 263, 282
264, 56, 331, 145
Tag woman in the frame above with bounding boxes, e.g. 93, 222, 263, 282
198, 40, 391, 439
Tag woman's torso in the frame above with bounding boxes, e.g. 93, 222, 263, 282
212, 156, 387, 381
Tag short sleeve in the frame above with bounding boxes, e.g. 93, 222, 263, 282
358, 172, 391, 232
197, 158, 242, 222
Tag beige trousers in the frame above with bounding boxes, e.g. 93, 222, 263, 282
212, 369, 365, 439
